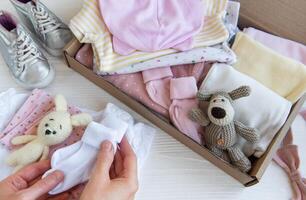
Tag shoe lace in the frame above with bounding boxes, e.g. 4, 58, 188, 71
13, 31, 40, 70
33, 5, 60, 34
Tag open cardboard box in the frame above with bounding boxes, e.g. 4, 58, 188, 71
63, 1, 306, 186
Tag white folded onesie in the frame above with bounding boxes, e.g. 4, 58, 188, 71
200, 64, 292, 157
44, 103, 155, 195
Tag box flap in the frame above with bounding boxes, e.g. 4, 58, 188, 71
238, 0, 306, 45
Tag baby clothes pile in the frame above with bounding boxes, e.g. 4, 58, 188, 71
0, 88, 155, 199
71, 0, 306, 166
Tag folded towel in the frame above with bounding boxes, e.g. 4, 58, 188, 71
232, 32, 306, 103
243, 27, 306, 65
200, 64, 292, 157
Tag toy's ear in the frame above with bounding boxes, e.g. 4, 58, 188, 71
229, 86, 251, 100
197, 92, 212, 101
71, 113, 92, 127
55, 94, 68, 112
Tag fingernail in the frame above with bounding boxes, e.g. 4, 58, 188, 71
52, 170, 64, 181
101, 141, 112, 151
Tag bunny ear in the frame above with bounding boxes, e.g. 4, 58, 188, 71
229, 86, 251, 100
71, 113, 92, 127
197, 92, 212, 101
55, 94, 68, 111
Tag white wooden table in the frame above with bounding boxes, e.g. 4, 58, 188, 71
0, 1, 305, 199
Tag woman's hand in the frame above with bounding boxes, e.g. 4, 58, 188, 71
80, 137, 139, 200
0, 160, 67, 200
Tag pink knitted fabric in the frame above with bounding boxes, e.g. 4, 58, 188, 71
0, 89, 85, 154
99, 0, 205, 55
169, 77, 203, 143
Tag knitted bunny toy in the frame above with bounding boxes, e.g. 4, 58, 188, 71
190, 86, 259, 172
6, 94, 92, 172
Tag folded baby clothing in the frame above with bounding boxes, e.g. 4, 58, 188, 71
169, 77, 203, 143
99, 0, 205, 55
142, 62, 209, 110
103, 72, 169, 118
102, 44, 236, 75
142, 67, 173, 109
200, 64, 292, 157
0, 89, 86, 155
70, 0, 229, 73
0, 89, 29, 180
75, 44, 94, 69
44, 103, 155, 195
244, 27, 306, 65
232, 32, 306, 103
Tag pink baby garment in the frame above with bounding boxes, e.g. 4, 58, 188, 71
0, 89, 85, 154
169, 77, 203, 143
244, 27, 306, 65
75, 44, 94, 69
103, 73, 169, 118
142, 67, 173, 109
99, 0, 205, 55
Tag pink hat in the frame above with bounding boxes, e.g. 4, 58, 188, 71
99, 0, 205, 55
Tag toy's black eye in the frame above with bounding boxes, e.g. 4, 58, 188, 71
45, 123, 49, 127
60, 125, 62, 130
221, 99, 225, 102
213, 100, 217, 103
50, 119, 54, 121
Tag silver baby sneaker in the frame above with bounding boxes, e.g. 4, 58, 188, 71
0, 11, 54, 89
10, 0, 72, 56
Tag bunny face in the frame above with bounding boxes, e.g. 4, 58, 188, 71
37, 111, 73, 146
36, 94, 93, 146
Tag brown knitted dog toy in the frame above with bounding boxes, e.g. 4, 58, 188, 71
190, 86, 259, 172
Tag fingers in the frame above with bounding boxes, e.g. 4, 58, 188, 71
91, 140, 114, 182
114, 150, 123, 176
14, 160, 51, 182
119, 137, 138, 180
21, 170, 64, 199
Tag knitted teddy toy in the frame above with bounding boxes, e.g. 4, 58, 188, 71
190, 86, 259, 172
6, 94, 93, 172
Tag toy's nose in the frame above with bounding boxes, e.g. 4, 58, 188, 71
45, 129, 52, 135
211, 107, 226, 119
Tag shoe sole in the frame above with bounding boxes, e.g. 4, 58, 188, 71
11, 65, 55, 90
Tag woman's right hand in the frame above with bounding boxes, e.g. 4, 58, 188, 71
80, 137, 139, 200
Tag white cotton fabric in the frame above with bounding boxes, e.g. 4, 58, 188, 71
200, 64, 292, 157
45, 103, 155, 195
0, 89, 28, 180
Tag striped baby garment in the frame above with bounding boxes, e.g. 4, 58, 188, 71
70, 0, 229, 73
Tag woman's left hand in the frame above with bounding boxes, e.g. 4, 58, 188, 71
0, 160, 67, 200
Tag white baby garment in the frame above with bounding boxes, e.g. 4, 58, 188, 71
200, 64, 292, 157
45, 103, 155, 194
0, 88, 28, 180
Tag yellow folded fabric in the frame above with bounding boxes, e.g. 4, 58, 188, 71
232, 32, 306, 103
70, 0, 229, 73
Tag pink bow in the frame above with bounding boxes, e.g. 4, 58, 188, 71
273, 129, 306, 200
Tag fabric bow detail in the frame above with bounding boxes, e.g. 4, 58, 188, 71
273, 129, 306, 200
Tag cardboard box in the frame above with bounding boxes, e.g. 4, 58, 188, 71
64, 2, 306, 185
237, 0, 306, 45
